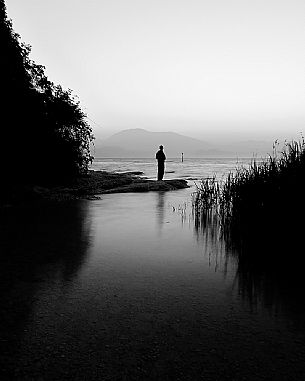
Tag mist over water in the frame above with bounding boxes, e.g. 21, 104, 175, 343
1, 158, 305, 379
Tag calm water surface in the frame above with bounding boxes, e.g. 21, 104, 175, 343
1, 159, 305, 380
91, 157, 254, 180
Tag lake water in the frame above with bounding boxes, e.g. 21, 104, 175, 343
1, 158, 305, 380
91, 157, 253, 181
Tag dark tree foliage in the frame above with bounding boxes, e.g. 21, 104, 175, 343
0, 0, 94, 184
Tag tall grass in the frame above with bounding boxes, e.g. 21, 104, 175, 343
193, 140, 305, 319
193, 139, 305, 249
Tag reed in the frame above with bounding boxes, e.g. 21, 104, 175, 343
193, 140, 305, 318
193, 139, 305, 244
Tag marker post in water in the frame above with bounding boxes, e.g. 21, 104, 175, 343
181, 152, 184, 162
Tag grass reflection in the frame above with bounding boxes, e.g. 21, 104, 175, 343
192, 203, 305, 326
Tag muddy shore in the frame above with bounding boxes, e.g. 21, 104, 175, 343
3, 170, 189, 206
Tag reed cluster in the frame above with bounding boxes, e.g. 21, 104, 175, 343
193, 139, 305, 244
193, 140, 305, 320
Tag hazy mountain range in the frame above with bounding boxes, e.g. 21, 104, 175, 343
93, 129, 274, 158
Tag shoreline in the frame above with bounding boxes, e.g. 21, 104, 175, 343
2, 170, 189, 207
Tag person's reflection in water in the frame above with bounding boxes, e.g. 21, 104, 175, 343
156, 191, 166, 236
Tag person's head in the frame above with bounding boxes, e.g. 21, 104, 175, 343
159, 145, 164, 150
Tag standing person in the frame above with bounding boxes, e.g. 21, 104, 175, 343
156, 145, 166, 181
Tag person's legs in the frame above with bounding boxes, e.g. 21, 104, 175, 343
157, 163, 164, 180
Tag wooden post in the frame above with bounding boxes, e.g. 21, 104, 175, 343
181, 152, 184, 162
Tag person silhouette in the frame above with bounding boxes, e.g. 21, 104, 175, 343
156, 145, 166, 181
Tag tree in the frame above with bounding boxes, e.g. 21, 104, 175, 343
0, 0, 94, 184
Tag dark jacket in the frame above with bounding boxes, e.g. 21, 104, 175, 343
156, 150, 166, 162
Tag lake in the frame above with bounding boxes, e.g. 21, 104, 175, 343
91, 157, 254, 181
1, 158, 305, 380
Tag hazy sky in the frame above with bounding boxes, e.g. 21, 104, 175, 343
6, 0, 305, 142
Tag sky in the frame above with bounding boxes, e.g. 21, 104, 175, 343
6, 0, 305, 143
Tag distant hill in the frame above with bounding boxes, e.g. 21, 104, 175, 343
93, 128, 274, 158
94, 129, 230, 158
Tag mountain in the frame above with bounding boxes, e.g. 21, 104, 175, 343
94, 129, 229, 158
93, 128, 275, 158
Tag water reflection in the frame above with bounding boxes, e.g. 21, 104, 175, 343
231, 229, 305, 327
0, 201, 91, 376
193, 209, 305, 326
193, 209, 233, 276
155, 191, 165, 235
2, 192, 305, 379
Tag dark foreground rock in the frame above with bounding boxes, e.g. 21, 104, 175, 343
3, 171, 189, 206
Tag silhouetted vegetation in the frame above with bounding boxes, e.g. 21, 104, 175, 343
193, 139, 305, 253
1, 0, 94, 187
193, 143, 305, 325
